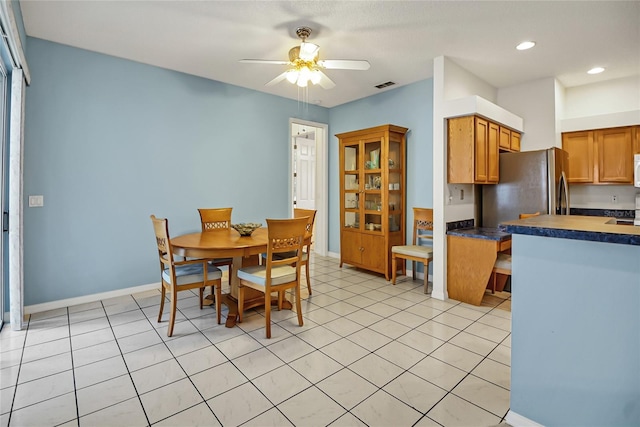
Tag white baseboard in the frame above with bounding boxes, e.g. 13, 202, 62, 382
327, 251, 340, 259
24, 282, 161, 315
505, 410, 544, 427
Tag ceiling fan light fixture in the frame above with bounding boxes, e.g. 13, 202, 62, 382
300, 42, 319, 61
286, 69, 298, 84
241, 26, 365, 91
310, 69, 322, 85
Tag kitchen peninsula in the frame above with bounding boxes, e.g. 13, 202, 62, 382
501, 215, 640, 426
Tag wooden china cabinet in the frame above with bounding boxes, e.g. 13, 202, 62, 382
337, 124, 407, 281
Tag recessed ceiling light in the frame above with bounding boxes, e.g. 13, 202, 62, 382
587, 67, 605, 75
516, 41, 536, 50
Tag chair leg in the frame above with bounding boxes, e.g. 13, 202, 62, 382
199, 287, 204, 309
492, 271, 497, 294
277, 291, 284, 311
167, 289, 177, 337
238, 284, 244, 323
423, 260, 430, 294
305, 263, 312, 295
412, 260, 416, 281
158, 284, 166, 323
264, 292, 272, 339
215, 280, 222, 325
391, 254, 397, 285
295, 284, 303, 327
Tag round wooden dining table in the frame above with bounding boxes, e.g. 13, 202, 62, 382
171, 227, 286, 327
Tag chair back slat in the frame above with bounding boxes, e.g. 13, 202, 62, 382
265, 217, 307, 274
412, 207, 434, 245
198, 208, 232, 231
293, 208, 317, 239
150, 215, 175, 275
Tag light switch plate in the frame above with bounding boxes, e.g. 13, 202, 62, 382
28, 195, 44, 207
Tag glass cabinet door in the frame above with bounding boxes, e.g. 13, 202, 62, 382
362, 137, 383, 232
343, 143, 360, 229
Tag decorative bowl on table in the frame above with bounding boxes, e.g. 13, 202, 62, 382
231, 223, 262, 236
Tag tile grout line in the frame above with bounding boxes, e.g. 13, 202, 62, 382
5, 313, 29, 427
67, 306, 80, 427
99, 297, 152, 426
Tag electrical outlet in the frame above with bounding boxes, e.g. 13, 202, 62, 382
612, 195, 618, 204
28, 195, 44, 207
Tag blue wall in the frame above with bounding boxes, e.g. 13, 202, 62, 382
328, 80, 434, 259
511, 234, 640, 426
23, 38, 329, 305
23, 38, 434, 306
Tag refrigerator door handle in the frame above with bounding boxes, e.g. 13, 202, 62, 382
559, 171, 570, 215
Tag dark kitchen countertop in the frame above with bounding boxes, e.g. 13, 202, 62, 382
446, 227, 512, 241
501, 214, 640, 246
570, 207, 635, 219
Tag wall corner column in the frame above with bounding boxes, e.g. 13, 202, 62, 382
9, 69, 25, 330
431, 56, 448, 301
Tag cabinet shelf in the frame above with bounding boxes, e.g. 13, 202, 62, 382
338, 124, 408, 281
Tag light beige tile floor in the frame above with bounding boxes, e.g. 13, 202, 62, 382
0, 255, 511, 426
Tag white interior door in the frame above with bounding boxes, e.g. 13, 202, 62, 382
293, 135, 316, 210
289, 119, 328, 257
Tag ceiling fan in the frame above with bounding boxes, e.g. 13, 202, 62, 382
240, 27, 370, 89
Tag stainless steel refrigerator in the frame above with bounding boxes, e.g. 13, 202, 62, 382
482, 147, 570, 228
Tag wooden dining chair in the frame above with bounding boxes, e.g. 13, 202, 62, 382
198, 208, 234, 289
261, 209, 316, 295
294, 208, 317, 295
519, 212, 541, 219
490, 212, 539, 293
237, 217, 307, 338
150, 215, 223, 336
391, 207, 434, 293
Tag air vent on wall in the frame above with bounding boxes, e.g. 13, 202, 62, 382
375, 81, 396, 89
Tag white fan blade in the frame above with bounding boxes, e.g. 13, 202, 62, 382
317, 59, 370, 70
239, 59, 290, 65
265, 71, 288, 87
317, 71, 336, 89
299, 42, 319, 61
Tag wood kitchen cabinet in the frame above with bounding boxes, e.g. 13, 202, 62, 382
337, 124, 407, 280
563, 131, 594, 182
499, 126, 521, 152
448, 115, 499, 184
634, 125, 640, 154
562, 126, 634, 184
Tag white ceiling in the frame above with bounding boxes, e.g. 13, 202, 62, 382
19, 1, 640, 108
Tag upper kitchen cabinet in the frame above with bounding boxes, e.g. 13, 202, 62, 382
448, 115, 499, 184
597, 127, 634, 183
499, 126, 521, 152
634, 126, 640, 154
563, 126, 634, 184
563, 131, 594, 183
